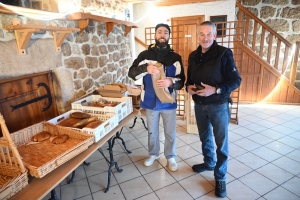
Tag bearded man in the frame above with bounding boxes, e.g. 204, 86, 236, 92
128, 23, 185, 171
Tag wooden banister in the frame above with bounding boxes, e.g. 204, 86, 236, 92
236, 2, 292, 48
134, 37, 148, 49
290, 41, 300, 85
236, 1, 299, 86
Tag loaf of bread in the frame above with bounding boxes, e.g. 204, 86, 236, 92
52, 134, 69, 144
32, 131, 51, 142
72, 117, 98, 128
91, 101, 118, 107
69, 112, 91, 119
84, 120, 102, 129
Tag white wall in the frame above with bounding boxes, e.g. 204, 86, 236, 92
132, 0, 236, 56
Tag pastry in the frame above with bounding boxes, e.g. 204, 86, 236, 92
69, 112, 91, 119
32, 131, 51, 142
52, 134, 69, 144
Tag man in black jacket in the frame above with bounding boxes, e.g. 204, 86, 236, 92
128, 23, 185, 171
186, 21, 241, 198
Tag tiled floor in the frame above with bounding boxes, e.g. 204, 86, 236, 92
43, 104, 300, 200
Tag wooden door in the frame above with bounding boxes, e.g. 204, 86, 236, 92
0, 71, 58, 136
171, 16, 204, 78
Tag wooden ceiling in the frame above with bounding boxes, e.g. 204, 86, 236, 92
124, 0, 223, 7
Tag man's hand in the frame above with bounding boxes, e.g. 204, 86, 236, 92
187, 82, 216, 97
187, 85, 198, 95
156, 78, 172, 88
147, 64, 160, 75
195, 82, 216, 97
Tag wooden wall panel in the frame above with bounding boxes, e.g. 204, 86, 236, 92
237, 42, 300, 104
0, 72, 58, 136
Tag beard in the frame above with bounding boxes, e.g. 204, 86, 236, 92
155, 38, 169, 49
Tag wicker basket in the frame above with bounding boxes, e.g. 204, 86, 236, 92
0, 114, 28, 200
9, 121, 94, 178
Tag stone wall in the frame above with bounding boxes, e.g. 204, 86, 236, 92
239, 0, 300, 88
0, 13, 132, 114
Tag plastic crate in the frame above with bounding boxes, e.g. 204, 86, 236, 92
48, 110, 118, 142
71, 95, 133, 122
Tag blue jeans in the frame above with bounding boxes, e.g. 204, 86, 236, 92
145, 109, 177, 159
194, 102, 230, 181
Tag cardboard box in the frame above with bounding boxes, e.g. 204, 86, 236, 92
97, 83, 127, 98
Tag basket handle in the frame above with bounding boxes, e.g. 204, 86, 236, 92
55, 143, 88, 166
0, 114, 26, 173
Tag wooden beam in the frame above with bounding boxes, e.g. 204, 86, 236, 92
153, 0, 221, 6
53, 31, 71, 52
106, 22, 115, 36
14, 29, 34, 55
4, 24, 79, 55
78, 19, 89, 36
125, 26, 132, 36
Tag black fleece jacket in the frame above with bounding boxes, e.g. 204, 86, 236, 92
186, 41, 242, 105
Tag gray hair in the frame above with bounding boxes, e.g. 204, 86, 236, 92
197, 21, 217, 35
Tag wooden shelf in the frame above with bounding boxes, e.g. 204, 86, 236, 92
66, 12, 138, 36
4, 24, 79, 55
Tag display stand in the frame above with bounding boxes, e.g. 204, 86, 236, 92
10, 110, 137, 200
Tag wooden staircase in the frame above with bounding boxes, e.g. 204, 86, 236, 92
235, 2, 300, 104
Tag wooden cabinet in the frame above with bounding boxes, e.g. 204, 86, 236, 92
0, 72, 58, 136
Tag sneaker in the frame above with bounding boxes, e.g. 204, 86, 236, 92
167, 158, 178, 171
144, 155, 160, 166
215, 180, 226, 198
192, 163, 214, 173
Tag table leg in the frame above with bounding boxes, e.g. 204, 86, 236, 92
48, 189, 59, 200
68, 171, 75, 184
68, 161, 90, 184
110, 127, 132, 154
129, 116, 148, 130
98, 137, 123, 193
129, 116, 138, 129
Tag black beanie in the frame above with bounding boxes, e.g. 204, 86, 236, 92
155, 23, 171, 34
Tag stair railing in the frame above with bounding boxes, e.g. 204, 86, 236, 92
236, 1, 299, 86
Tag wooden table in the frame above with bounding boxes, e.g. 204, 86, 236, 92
11, 110, 137, 200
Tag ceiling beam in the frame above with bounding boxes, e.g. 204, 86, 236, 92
124, 0, 223, 6
153, 0, 223, 6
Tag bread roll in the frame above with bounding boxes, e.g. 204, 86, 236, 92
52, 134, 69, 144
32, 131, 51, 142
84, 120, 102, 129
69, 112, 91, 119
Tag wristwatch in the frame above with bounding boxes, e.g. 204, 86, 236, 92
215, 86, 221, 94
170, 77, 180, 85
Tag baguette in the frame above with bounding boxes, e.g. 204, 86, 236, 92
69, 112, 91, 119
72, 117, 98, 128
32, 131, 51, 142
52, 134, 69, 144
84, 120, 102, 129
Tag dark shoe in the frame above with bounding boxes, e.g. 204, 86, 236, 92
192, 163, 214, 173
215, 181, 226, 198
